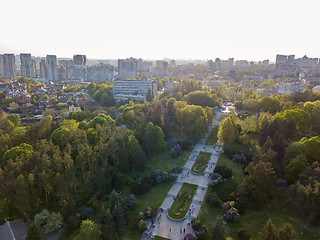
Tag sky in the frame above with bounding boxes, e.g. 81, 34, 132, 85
1, 0, 320, 61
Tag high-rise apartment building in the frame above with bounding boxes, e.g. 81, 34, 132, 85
40, 60, 48, 79
118, 58, 137, 79
73, 55, 87, 66
0, 54, 17, 78
46, 55, 58, 81
20, 53, 36, 78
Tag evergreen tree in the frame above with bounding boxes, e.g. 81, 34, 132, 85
278, 223, 295, 240
259, 219, 278, 240
112, 203, 127, 235
26, 224, 45, 240
211, 217, 226, 240
74, 220, 101, 240
101, 209, 119, 240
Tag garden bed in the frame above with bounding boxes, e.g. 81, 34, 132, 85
167, 183, 198, 220
191, 152, 211, 174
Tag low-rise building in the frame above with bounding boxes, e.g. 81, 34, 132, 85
113, 79, 157, 101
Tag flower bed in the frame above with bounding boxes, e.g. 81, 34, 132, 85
167, 183, 198, 220
191, 152, 211, 174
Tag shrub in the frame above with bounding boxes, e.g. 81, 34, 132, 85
206, 193, 222, 208
124, 176, 134, 186
180, 140, 194, 150
80, 207, 94, 220
222, 201, 240, 222
138, 220, 147, 231
171, 166, 183, 173
66, 214, 81, 230
232, 153, 247, 164
34, 209, 50, 226
238, 228, 250, 240
214, 165, 233, 179
209, 172, 222, 180
44, 212, 63, 233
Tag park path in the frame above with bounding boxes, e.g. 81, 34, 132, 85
142, 110, 222, 240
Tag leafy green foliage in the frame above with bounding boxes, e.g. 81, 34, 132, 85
74, 220, 101, 240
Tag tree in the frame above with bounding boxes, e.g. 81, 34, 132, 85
259, 96, 281, 113
240, 161, 276, 208
218, 116, 236, 146
26, 224, 45, 240
7, 114, 21, 127
74, 220, 101, 240
146, 85, 153, 101
211, 217, 226, 240
278, 223, 295, 240
101, 209, 118, 240
284, 154, 308, 183
142, 122, 166, 157
259, 219, 278, 240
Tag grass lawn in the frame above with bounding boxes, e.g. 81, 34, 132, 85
168, 183, 198, 220
142, 150, 191, 176
154, 236, 169, 240
122, 181, 176, 240
198, 154, 320, 240
191, 152, 211, 174
205, 126, 218, 145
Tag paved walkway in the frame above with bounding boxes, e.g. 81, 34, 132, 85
142, 111, 222, 240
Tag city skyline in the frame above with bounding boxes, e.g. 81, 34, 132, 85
1, 0, 320, 61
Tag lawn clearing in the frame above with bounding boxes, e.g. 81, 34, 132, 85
191, 151, 211, 174
168, 183, 198, 220
154, 236, 169, 240
205, 126, 218, 145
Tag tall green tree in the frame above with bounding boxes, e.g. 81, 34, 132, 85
101, 209, 118, 240
218, 116, 236, 146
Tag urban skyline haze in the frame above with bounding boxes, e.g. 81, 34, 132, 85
1, 0, 320, 61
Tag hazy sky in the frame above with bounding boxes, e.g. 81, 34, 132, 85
1, 0, 319, 61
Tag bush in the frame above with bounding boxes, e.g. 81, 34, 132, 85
232, 153, 247, 164
80, 208, 94, 220
180, 140, 194, 150
138, 220, 147, 231
34, 209, 50, 226
206, 193, 222, 208
124, 176, 134, 186
171, 166, 183, 173
44, 212, 63, 233
214, 165, 233, 179
209, 172, 222, 180
66, 214, 81, 230
237, 228, 250, 240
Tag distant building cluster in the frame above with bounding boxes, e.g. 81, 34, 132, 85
275, 54, 320, 76
0, 53, 114, 83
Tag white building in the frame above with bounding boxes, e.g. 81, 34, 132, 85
113, 79, 157, 101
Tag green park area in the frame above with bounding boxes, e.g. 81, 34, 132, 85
168, 183, 198, 220
205, 125, 218, 145
198, 154, 320, 240
191, 151, 211, 174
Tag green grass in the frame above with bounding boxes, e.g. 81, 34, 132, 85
191, 151, 211, 174
154, 236, 168, 240
154, 236, 169, 240
205, 126, 218, 145
122, 181, 174, 240
198, 154, 320, 240
168, 183, 198, 220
